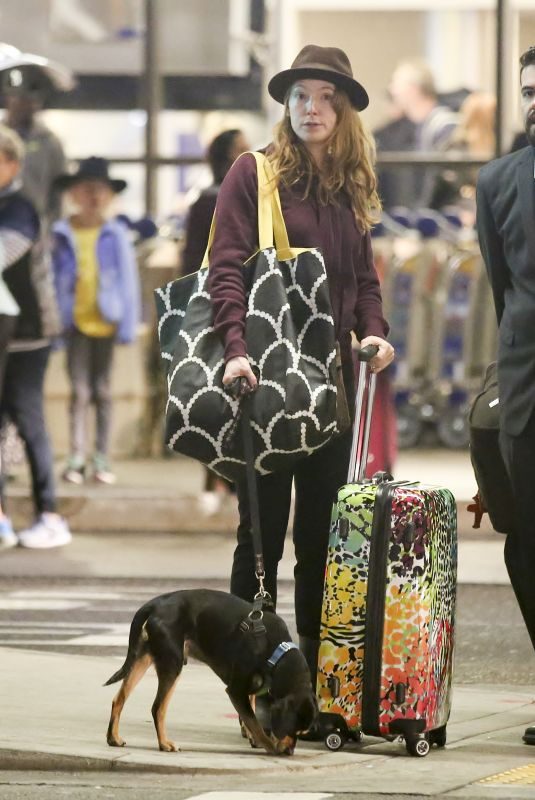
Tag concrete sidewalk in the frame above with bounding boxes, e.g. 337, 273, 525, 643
1, 646, 535, 797
3, 448, 528, 797
5, 449, 490, 534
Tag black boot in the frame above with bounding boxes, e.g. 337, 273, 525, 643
298, 636, 322, 741
299, 635, 320, 686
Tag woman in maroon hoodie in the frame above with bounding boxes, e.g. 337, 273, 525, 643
207, 45, 394, 679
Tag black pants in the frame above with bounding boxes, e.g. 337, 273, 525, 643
500, 411, 535, 652
0, 314, 17, 391
0, 346, 56, 515
231, 426, 352, 639
66, 329, 115, 458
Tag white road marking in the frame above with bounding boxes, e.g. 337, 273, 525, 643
0, 599, 84, 610
65, 633, 129, 646
7, 590, 122, 600
0, 620, 124, 629
0, 587, 296, 650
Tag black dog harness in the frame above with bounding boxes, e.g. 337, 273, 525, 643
236, 599, 300, 697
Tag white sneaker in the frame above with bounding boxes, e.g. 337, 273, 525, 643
198, 491, 223, 516
18, 513, 72, 549
92, 454, 116, 485
62, 456, 85, 485
0, 517, 17, 549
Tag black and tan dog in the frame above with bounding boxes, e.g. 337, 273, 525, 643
105, 588, 317, 755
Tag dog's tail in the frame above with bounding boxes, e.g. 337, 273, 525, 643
104, 663, 129, 687
103, 607, 151, 686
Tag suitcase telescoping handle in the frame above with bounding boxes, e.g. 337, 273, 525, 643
347, 344, 379, 484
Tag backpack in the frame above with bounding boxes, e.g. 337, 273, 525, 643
468, 362, 514, 534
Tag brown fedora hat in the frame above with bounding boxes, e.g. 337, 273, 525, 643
268, 44, 369, 111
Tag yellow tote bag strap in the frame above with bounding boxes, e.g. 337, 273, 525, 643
201, 151, 291, 268
201, 213, 216, 269
250, 151, 291, 252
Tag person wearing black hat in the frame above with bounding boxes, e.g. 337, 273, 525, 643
51, 157, 140, 486
2, 65, 66, 227
206, 45, 394, 690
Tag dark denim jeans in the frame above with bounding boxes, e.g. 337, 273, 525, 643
0, 345, 56, 514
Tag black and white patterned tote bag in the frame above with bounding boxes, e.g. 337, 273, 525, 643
155, 152, 343, 482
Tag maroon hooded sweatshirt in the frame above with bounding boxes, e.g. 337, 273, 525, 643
206, 151, 389, 366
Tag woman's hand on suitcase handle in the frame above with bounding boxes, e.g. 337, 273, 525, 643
223, 356, 258, 395
360, 336, 395, 373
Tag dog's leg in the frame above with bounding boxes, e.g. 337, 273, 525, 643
226, 689, 278, 755
107, 652, 153, 747
152, 668, 181, 752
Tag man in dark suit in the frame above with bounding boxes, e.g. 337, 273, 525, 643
476, 45, 535, 746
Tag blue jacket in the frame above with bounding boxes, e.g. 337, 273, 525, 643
52, 218, 141, 344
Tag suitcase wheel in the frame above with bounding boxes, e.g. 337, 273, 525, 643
405, 734, 430, 757
324, 730, 346, 752
430, 725, 447, 748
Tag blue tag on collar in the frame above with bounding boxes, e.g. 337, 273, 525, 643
267, 641, 298, 669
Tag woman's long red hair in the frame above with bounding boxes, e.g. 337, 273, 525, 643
268, 89, 381, 232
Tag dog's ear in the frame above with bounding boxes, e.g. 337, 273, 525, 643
249, 673, 264, 693
270, 696, 294, 739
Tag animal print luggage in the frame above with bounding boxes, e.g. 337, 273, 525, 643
316, 346, 457, 757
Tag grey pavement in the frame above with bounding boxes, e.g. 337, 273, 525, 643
6, 448, 488, 533
1, 449, 535, 797
4, 448, 509, 586
1, 646, 535, 797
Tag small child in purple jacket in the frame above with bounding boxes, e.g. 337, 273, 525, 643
52, 157, 140, 485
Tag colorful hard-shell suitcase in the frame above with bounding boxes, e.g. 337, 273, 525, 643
317, 347, 457, 757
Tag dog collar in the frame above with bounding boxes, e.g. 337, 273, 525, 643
267, 641, 298, 669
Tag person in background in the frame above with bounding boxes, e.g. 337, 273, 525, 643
0, 124, 71, 549
430, 91, 496, 215
373, 92, 416, 210
0, 126, 22, 548
388, 59, 458, 208
181, 129, 249, 515
476, 44, 535, 747
181, 129, 250, 276
207, 44, 394, 687
52, 157, 141, 486
2, 65, 66, 227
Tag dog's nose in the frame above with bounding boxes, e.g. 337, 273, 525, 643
276, 735, 296, 755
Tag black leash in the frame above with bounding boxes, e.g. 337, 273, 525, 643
224, 375, 274, 632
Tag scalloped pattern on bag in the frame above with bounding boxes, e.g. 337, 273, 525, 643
155, 246, 339, 482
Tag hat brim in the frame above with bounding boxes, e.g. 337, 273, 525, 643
0, 44, 76, 92
53, 175, 127, 193
268, 67, 369, 111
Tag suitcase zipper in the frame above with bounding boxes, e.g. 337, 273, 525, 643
362, 482, 394, 736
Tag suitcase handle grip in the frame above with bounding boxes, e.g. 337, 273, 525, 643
348, 345, 379, 484
357, 343, 379, 362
